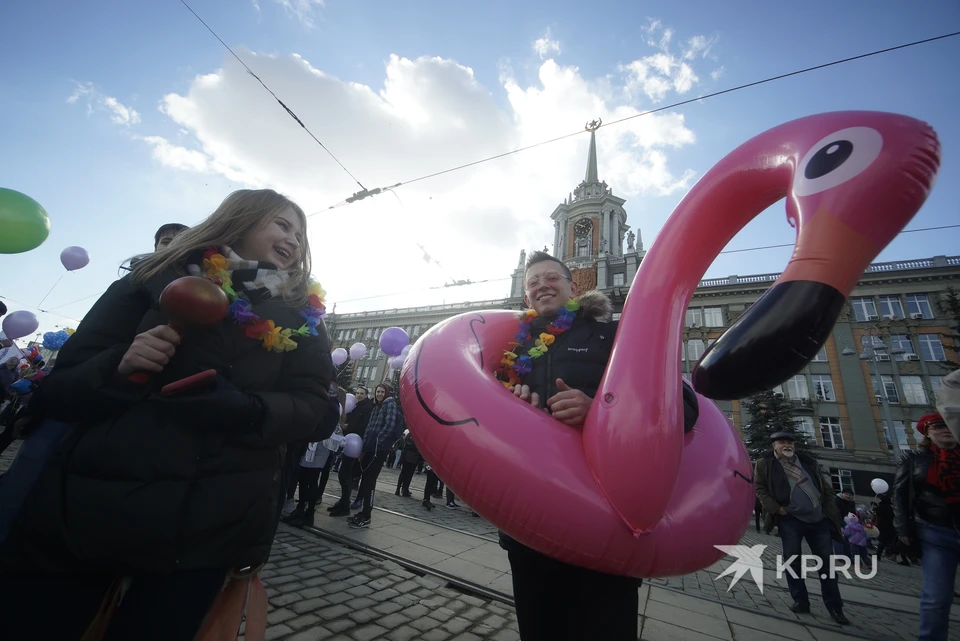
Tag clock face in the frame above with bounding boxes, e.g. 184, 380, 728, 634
574, 218, 593, 237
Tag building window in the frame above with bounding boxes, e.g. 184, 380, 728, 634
851, 297, 877, 321
703, 307, 723, 327
919, 334, 946, 361
796, 416, 816, 440
575, 238, 592, 257
820, 417, 844, 449
878, 295, 905, 320
687, 339, 705, 361
613, 273, 625, 286
931, 376, 945, 397
785, 375, 809, 399
901, 376, 927, 405
890, 334, 915, 360
612, 313, 621, 321
812, 375, 836, 402
811, 347, 828, 362
906, 294, 934, 319
685, 308, 703, 328
831, 469, 854, 493
883, 421, 910, 453
412, 325, 421, 337
871, 375, 899, 404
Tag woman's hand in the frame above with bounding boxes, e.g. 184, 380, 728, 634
899, 535, 911, 546
117, 326, 181, 376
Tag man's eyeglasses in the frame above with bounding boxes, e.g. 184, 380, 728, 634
525, 271, 571, 291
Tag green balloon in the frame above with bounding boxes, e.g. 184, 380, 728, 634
0, 188, 51, 254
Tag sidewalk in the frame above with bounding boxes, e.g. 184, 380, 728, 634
308, 466, 944, 640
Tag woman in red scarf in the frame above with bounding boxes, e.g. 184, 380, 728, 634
893, 412, 960, 641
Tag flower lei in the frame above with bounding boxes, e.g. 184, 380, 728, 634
202, 248, 327, 353
497, 298, 580, 388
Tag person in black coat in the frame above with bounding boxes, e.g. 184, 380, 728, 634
329, 385, 373, 516
499, 252, 699, 641
0, 189, 335, 641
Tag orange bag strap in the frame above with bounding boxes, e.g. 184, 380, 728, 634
193, 566, 268, 641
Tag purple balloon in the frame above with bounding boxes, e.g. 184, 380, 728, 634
331, 348, 348, 366
349, 342, 367, 360
2, 310, 39, 340
343, 433, 363, 458
60, 246, 90, 271
379, 327, 409, 357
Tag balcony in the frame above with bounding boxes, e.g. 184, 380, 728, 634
790, 397, 814, 411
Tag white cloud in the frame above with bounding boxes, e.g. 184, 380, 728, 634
67, 81, 141, 126
140, 24, 716, 311
272, 0, 324, 27
711, 66, 725, 81
622, 19, 720, 103
533, 28, 561, 59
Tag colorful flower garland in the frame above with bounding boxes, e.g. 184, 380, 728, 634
497, 298, 580, 388
202, 248, 327, 353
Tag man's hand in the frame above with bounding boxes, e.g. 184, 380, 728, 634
510, 384, 540, 408
778, 507, 787, 516
547, 379, 592, 427
899, 535, 911, 546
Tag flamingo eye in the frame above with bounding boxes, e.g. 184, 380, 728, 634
793, 127, 883, 197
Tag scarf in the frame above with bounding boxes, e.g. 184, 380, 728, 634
927, 445, 960, 504
778, 453, 821, 507
186, 246, 293, 304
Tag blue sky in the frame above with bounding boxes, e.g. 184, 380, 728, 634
1, 1, 958, 338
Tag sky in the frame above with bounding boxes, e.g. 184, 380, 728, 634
1, 1, 958, 340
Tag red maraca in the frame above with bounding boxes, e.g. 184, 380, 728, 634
128, 276, 231, 385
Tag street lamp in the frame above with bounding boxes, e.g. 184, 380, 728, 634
840, 328, 904, 458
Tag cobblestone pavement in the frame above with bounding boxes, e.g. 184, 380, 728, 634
256, 526, 523, 641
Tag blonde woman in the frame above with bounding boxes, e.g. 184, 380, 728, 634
1, 189, 336, 641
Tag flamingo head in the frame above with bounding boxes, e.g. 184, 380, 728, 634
693, 111, 940, 400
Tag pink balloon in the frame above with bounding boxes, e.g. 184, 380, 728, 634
2, 310, 39, 340
60, 246, 90, 271
400, 112, 940, 577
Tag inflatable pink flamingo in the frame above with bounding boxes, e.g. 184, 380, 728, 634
399, 112, 940, 577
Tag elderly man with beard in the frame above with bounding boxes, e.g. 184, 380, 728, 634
755, 432, 849, 625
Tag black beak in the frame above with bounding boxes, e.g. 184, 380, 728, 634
691, 280, 846, 400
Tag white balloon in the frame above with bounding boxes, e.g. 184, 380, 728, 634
331, 348, 348, 366
345, 393, 357, 413
349, 342, 367, 360
400, 345, 412, 357
393, 354, 407, 369
387, 356, 398, 369
870, 478, 889, 494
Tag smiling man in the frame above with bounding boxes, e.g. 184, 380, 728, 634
499, 250, 699, 641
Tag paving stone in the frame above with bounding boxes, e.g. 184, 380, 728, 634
286, 614, 323, 631
369, 588, 401, 602
325, 592, 352, 605
298, 587, 328, 599
348, 596, 377, 610
428, 606, 457, 621
346, 584, 375, 597
440, 617, 471, 635
450, 633, 483, 641
271, 592, 306, 607
385, 626, 422, 641
372, 601, 403, 615
266, 608, 297, 625
326, 619, 355, 633
367, 577, 396, 590
377, 612, 410, 628
318, 603, 353, 619
410, 616, 442, 632
293, 597, 333, 615
346, 609, 379, 624
460, 606, 488, 621
349, 624, 388, 641
421, 629, 452, 641
264, 623, 293, 640
482, 614, 507, 630
489, 630, 521, 641
295, 568, 325, 580
285, 627, 335, 641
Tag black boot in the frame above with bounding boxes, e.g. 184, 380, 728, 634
326, 500, 342, 512
281, 502, 304, 524
299, 505, 315, 528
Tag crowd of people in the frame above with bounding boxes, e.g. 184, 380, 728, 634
0, 188, 959, 641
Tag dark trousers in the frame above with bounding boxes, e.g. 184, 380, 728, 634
755, 508, 762, 533
508, 544, 640, 641
338, 456, 357, 507
423, 468, 439, 502
0, 569, 225, 641
446, 487, 457, 505
295, 466, 323, 508
397, 459, 417, 494
779, 514, 843, 611
357, 452, 386, 519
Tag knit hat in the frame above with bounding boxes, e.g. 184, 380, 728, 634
916, 412, 948, 436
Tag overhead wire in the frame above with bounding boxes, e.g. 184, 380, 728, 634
317, 30, 960, 209
177, 0, 367, 191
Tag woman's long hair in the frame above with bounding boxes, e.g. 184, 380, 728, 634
130, 189, 312, 306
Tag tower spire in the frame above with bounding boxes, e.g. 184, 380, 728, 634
584, 119, 601, 183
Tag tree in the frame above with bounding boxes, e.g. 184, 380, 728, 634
742, 390, 810, 459
939, 286, 960, 371
336, 361, 356, 393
